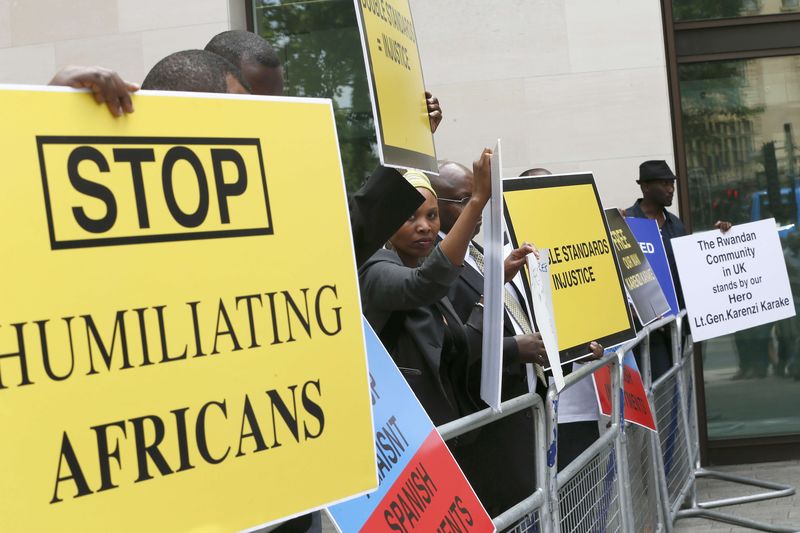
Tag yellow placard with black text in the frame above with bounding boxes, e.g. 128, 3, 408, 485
503, 173, 635, 364
354, 0, 437, 173
0, 87, 376, 532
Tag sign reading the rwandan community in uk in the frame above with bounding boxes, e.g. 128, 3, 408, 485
604, 209, 670, 326
672, 218, 795, 342
328, 320, 494, 533
353, 0, 438, 173
625, 217, 680, 317
503, 173, 635, 365
0, 86, 376, 532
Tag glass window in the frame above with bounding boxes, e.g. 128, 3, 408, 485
679, 55, 800, 439
252, 0, 378, 192
673, 0, 800, 22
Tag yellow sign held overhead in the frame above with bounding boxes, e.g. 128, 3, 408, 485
503, 173, 635, 364
354, 0, 437, 173
0, 87, 376, 532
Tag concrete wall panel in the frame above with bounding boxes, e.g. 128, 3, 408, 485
412, 0, 674, 209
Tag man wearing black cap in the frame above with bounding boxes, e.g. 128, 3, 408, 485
626, 160, 731, 378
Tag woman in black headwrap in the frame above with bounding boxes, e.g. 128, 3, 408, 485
359, 149, 492, 425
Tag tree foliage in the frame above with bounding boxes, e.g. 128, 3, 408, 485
255, 0, 379, 192
672, 0, 754, 21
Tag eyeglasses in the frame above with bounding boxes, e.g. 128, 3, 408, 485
438, 196, 471, 207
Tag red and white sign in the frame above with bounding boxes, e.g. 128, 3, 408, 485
593, 352, 656, 431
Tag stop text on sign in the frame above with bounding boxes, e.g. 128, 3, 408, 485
36, 136, 273, 249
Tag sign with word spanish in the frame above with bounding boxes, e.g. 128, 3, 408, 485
672, 219, 795, 342
593, 351, 656, 432
605, 209, 670, 326
503, 173, 635, 365
625, 217, 680, 317
328, 319, 494, 532
0, 86, 376, 532
353, 0, 437, 173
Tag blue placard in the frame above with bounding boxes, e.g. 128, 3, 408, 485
626, 217, 679, 317
327, 319, 437, 531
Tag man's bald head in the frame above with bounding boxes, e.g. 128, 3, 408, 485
520, 167, 552, 177
205, 30, 284, 96
431, 160, 476, 235
142, 49, 251, 94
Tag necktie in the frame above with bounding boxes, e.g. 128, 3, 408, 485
468, 244, 546, 385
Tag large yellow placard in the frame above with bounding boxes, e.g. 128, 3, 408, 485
0, 87, 376, 532
503, 174, 635, 363
354, 0, 437, 173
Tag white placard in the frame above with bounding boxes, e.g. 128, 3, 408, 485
672, 219, 795, 342
527, 249, 565, 391
480, 140, 505, 410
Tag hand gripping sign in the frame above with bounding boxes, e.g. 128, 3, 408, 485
353, 0, 438, 173
328, 319, 494, 533
0, 86, 375, 532
503, 173, 635, 366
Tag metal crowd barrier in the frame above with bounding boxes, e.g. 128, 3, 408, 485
549, 354, 629, 533
438, 391, 550, 533
433, 310, 798, 533
670, 319, 798, 533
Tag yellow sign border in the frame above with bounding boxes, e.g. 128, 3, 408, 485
352, 0, 438, 173
0, 86, 377, 532
503, 173, 636, 363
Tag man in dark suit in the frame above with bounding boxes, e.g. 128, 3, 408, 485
625, 160, 731, 380
432, 162, 607, 517
430, 161, 548, 517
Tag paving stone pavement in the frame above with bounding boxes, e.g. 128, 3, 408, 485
674, 460, 800, 533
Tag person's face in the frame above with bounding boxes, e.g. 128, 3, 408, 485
642, 179, 675, 207
225, 74, 250, 94
241, 61, 284, 96
437, 167, 478, 236
389, 188, 440, 265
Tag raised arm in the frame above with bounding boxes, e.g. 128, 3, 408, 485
359, 246, 462, 312
438, 148, 492, 266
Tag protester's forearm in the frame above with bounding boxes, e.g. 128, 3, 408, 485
439, 200, 484, 265
359, 247, 461, 311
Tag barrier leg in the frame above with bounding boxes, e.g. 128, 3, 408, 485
553, 355, 629, 533
676, 507, 799, 533
491, 397, 552, 533
639, 327, 671, 533
693, 468, 796, 509
670, 328, 798, 532
612, 356, 634, 533
545, 388, 562, 533
649, 419, 674, 533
